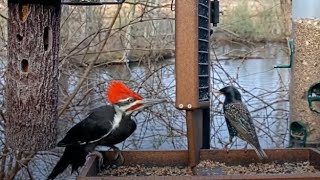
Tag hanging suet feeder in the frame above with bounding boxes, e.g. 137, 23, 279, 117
307, 83, 320, 113
289, 121, 307, 148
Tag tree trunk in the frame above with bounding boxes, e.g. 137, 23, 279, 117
121, 0, 136, 62
5, 2, 60, 151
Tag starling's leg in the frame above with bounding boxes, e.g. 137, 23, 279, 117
109, 145, 124, 166
224, 136, 234, 152
86, 151, 104, 171
242, 142, 248, 152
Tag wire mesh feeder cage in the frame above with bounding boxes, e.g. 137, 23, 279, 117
61, 0, 125, 6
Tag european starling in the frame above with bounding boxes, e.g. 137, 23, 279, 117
214, 86, 267, 159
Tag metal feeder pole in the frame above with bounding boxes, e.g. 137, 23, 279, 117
175, 0, 211, 167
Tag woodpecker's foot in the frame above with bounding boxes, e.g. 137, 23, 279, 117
110, 146, 124, 166
87, 151, 104, 171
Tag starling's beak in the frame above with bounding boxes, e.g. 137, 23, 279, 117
212, 89, 222, 94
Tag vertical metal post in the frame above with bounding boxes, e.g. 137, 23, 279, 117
175, 0, 211, 166
202, 108, 210, 149
186, 110, 203, 167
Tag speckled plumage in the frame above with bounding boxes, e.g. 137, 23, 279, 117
219, 86, 267, 159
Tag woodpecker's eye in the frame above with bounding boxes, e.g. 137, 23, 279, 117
128, 98, 134, 103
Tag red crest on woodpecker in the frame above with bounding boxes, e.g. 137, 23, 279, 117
106, 80, 142, 104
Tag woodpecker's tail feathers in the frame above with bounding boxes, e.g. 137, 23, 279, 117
253, 147, 267, 160
47, 146, 87, 180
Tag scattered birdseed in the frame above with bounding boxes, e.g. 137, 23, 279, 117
197, 160, 319, 175
98, 165, 193, 176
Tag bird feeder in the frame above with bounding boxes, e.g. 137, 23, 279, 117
175, 0, 211, 110
174, 0, 214, 166
307, 83, 320, 113
77, 0, 320, 179
290, 0, 320, 146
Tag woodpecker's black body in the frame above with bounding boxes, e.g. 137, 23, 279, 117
47, 105, 136, 180
48, 80, 165, 180
219, 86, 267, 159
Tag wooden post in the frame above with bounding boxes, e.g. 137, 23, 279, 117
290, 0, 320, 146
5, 0, 61, 151
175, 0, 211, 166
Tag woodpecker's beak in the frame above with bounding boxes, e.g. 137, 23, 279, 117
141, 98, 167, 107
128, 98, 167, 113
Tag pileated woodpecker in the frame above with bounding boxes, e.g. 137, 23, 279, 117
213, 86, 267, 159
48, 80, 165, 179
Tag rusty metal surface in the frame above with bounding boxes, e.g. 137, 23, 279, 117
78, 149, 320, 179
309, 148, 320, 169
186, 110, 203, 167
79, 173, 320, 180
103, 150, 189, 167
79, 175, 320, 180
199, 148, 313, 165
79, 155, 98, 177
175, 0, 199, 110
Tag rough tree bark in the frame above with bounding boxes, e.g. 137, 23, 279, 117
5, 1, 60, 151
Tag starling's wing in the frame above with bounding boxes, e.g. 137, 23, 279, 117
223, 102, 260, 148
225, 117, 238, 141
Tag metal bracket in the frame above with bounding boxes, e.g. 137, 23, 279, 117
307, 83, 320, 113
274, 39, 294, 68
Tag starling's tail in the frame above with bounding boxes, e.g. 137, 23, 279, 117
47, 146, 87, 180
253, 146, 268, 160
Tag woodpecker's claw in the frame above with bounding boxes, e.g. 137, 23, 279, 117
86, 151, 104, 171
110, 146, 124, 166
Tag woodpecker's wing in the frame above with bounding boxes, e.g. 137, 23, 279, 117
223, 102, 260, 147
57, 105, 115, 147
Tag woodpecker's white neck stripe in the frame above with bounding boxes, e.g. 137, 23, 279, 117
112, 109, 123, 130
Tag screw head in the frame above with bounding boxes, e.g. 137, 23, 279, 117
179, 104, 184, 108
187, 104, 192, 109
